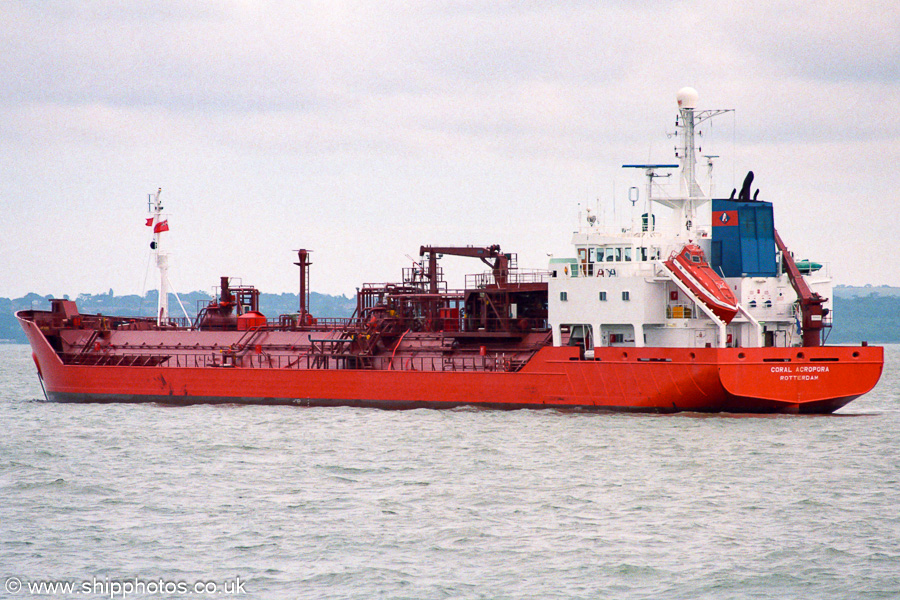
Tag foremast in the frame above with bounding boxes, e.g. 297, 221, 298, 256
146, 188, 181, 326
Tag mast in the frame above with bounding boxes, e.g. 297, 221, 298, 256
674, 88, 733, 232
676, 88, 703, 199
148, 188, 169, 325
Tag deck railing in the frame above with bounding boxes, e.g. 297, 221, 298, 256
465, 270, 550, 289
64, 350, 529, 372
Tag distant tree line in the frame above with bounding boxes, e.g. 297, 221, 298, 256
2, 291, 897, 344
828, 295, 900, 344
0, 291, 356, 343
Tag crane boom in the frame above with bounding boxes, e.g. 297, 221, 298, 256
774, 229, 828, 347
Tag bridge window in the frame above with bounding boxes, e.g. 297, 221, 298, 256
599, 291, 607, 301
622, 291, 630, 301
560, 291, 568, 301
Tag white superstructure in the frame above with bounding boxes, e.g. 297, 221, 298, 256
548, 89, 832, 352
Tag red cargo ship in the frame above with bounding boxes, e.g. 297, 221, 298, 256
17, 89, 883, 413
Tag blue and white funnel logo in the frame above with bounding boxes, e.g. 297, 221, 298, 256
712, 210, 739, 226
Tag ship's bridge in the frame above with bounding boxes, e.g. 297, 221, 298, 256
565, 238, 664, 279
568, 215, 684, 279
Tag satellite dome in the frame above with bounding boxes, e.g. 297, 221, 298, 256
676, 87, 699, 109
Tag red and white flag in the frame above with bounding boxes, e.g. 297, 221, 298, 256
145, 217, 154, 226
153, 220, 169, 233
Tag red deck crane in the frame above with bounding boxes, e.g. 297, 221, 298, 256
774, 229, 828, 347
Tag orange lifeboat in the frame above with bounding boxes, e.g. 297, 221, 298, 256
664, 244, 738, 323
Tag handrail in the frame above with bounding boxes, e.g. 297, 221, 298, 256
58, 349, 535, 373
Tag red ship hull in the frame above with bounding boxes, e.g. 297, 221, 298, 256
21, 315, 883, 414
18, 93, 885, 416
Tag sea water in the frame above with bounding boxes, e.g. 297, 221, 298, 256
1, 344, 898, 599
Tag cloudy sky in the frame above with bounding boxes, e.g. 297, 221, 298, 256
2, 0, 898, 301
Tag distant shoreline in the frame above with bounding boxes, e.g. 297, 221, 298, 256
4, 287, 900, 344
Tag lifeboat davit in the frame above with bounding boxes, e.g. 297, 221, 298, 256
664, 244, 739, 324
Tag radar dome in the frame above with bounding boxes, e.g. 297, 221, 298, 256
676, 87, 699, 109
